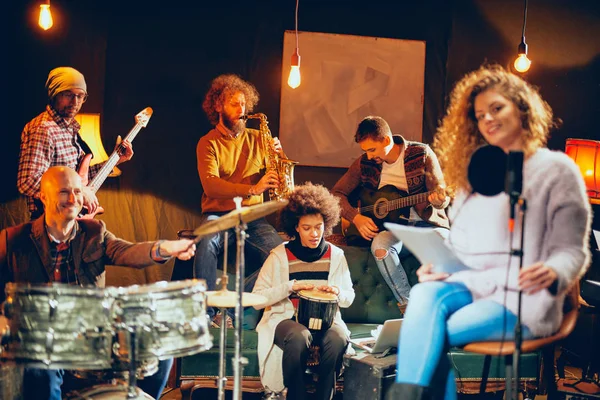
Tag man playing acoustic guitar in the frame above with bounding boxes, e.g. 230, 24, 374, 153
17, 66, 134, 220
332, 116, 450, 308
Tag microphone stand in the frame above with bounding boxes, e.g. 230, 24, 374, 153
509, 197, 527, 400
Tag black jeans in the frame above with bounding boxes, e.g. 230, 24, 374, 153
274, 319, 347, 400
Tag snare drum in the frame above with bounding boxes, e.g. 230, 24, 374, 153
1, 283, 115, 370
296, 289, 338, 331
111, 279, 211, 361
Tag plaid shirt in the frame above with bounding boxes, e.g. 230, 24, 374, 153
17, 105, 103, 215
47, 221, 78, 284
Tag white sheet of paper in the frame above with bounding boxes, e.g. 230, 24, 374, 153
384, 223, 470, 274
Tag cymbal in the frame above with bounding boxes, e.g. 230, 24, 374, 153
193, 199, 288, 238
206, 290, 267, 308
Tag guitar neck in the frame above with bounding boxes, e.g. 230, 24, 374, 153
87, 123, 143, 193
359, 191, 432, 214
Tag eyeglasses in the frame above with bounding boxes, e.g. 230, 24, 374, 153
59, 92, 88, 103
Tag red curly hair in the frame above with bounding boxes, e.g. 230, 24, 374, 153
202, 74, 259, 126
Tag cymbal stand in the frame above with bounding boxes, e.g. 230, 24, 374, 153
217, 231, 229, 400
232, 197, 249, 400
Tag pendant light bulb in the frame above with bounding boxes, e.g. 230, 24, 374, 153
39, 3, 53, 31
514, 54, 531, 72
513, 41, 531, 73
287, 50, 301, 89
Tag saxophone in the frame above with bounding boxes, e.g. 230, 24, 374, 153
243, 113, 298, 201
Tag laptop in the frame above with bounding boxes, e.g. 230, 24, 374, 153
350, 319, 403, 354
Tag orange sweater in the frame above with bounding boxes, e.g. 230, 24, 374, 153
196, 127, 267, 212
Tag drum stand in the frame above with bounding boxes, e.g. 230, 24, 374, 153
116, 306, 153, 399
125, 324, 141, 399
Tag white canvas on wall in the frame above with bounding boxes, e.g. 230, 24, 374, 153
280, 31, 426, 168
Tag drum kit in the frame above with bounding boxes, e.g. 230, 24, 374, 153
1, 279, 211, 399
0, 197, 287, 400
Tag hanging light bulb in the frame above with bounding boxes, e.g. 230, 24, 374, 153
287, 0, 301, 89
288, 49, 301, 89
38, 1, 53, 31
514, 41, 531, 72
513, 0, 531, 73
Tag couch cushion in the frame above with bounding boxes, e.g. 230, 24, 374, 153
338, 245, 402, 324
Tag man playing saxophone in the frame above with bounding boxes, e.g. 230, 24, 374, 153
195, 73, 285, 328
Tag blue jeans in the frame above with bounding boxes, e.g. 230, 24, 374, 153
193, 215, 282, 319
371, 221, 448, 304
395, 281, 534, 399
22, 358, 172, 399
138, 358, 173, 398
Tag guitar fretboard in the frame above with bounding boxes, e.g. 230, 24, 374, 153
359, 191, 432, 214
88, 108, 151, 193
88, 124, 144, 193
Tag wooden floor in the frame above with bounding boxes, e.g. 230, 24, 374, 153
160, 362, 598, 400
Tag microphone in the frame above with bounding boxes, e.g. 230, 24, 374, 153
468, 145, 524, 232
467, 145, 507, 196
505, 151, 524, 231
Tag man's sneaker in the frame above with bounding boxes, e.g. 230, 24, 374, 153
211, 312, 234, 329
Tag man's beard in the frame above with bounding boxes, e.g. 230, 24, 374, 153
222, 113, 245, 136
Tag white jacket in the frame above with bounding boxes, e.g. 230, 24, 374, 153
252, 242, 355, 392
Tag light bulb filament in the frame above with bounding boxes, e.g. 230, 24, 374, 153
39, 4, 53, 30
514, 53, 531, 73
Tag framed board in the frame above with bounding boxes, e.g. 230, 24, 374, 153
280, 31, 426, 167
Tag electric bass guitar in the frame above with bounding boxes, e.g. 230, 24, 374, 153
343, 185, 432, 244
77, 107, 153, 219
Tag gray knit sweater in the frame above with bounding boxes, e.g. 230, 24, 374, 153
446, 148, 591, 337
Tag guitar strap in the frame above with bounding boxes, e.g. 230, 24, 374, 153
76, 132, 94, 159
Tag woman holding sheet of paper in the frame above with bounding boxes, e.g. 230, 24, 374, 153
387, 65, 592, 399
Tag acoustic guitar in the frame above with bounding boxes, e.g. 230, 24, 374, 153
342, 185, 432, 244
77, 107, 153, 219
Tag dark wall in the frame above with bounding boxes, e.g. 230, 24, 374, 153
2, 0, 599, 226
446, 0, 600, 151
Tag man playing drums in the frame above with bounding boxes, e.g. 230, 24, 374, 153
253, 183, 355, 400
0, 166, 195, 399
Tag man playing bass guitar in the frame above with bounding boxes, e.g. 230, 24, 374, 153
332, 116, 450, 308
17, 66, 134, 220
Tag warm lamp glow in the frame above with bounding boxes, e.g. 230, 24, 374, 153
38, 4, 53, 30
514, 53, 531, 72
565, 138, 600, 204
287, 51, 301, 89
75, 114, 121, 177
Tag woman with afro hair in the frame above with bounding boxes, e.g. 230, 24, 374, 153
253, 183, 355, 400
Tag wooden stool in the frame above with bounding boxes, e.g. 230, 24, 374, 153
462, 283, 580, 399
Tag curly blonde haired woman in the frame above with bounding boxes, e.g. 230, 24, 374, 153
387, 65, 592, 399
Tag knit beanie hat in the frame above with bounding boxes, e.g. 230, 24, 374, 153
45, 67, 87, 99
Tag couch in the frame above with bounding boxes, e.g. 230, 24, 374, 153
176, 238, 541, 398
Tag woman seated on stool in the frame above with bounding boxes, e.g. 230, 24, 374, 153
253, 183, 355, 400
387, 65, 592, 400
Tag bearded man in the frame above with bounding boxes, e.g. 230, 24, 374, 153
194, 74, 284, 327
